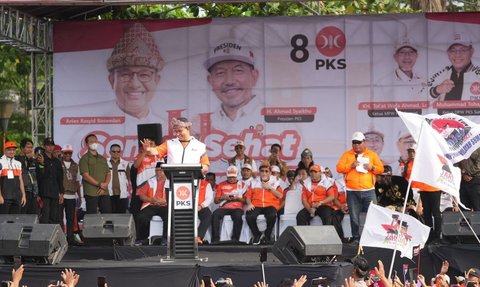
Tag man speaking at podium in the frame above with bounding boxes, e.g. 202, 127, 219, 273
142, 117, 209, 173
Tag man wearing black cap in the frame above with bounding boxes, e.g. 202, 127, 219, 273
36, 137, 64, 224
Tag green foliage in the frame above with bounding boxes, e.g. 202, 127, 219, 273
0, 44, 32, 144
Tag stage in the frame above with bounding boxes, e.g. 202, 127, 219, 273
0, 243, 478, 287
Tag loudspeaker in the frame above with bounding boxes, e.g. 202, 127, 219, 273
83, 214, 136, 246
273, 226, 342, 264
0, 223, 67, 264
0, 214, 38, 224
442, 211, 480, 243
137, 123, 162, 147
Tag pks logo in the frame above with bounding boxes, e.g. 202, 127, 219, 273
471, 82, 480, 96
315, 26, 346, 57
290, 26, 346, 70
176, 186, 191, 200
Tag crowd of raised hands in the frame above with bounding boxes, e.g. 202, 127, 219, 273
198, 258, 479, 287
2, 259, 478, 287
1, 267, 86, 287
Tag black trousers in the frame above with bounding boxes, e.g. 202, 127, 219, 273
0, 199, 21, 214
420, 191, 442, 239
136, 205, 168, 241
21, 192, 38, 215
331, 209, 345, 239
63, 198, 77, 240
246, 206, 277, 239
85, 194, 112, 214
296, 206, 333, 226
40, 197, 60, 224
212, 208, 243, 242
198, 207, 212, 239
460, 177, 480, 211
111, 195, 128, 214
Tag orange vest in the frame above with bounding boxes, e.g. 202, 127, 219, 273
301, 181, 335, 208
215, 181, 245, 209
245, 178, 282, 210
137, 177, 167, 210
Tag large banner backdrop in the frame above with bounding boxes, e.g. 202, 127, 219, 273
53, 13, 480, 177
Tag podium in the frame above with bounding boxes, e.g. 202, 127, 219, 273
161, 164, 204, 261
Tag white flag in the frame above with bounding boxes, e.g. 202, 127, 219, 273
397, 110, 480, 163
409, 123, 461, 200
360, 204, 430, 259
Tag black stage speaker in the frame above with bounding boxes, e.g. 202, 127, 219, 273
83, 214, 136, 246
273, 226, 342, 264
442, 211, 480, 243
137, 123, 162, 147
0, 214, 38, 224
0, 223, 67, 264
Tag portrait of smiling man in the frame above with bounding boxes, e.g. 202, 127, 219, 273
205, 39, 265, 134
107, 22, 165, 121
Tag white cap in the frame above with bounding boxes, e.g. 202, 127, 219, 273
204, 39, 255, 70
271, 165, 281, 173
396, 37, 417, 52
226, 165, 238, 177
62, 144, 73, 152
449, 32, 472, 49
352, 132, 366, 141
242, 163, 252, 170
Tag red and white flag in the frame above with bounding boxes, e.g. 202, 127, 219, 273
408, 122, 461, 200
397, 110, 480, 164
360, 204, 430, 259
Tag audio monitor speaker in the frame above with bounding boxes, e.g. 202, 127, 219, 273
0, 223, 67, 264
83, 214, 136, 246
273, 225, 342, 264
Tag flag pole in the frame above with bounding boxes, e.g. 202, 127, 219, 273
453, 197, 480, 244
387, 121, 425, 279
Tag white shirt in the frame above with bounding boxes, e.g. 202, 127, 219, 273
211, 95, 265, 134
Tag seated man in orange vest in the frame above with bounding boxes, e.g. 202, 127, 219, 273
245, 162, 283, 245
135, 162, 168, 245
296, 165, 335, 228
211, 166, 246, 243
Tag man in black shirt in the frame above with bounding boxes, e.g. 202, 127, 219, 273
36, 137, 64, 224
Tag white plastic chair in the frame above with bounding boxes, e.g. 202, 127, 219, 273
278, 190, 303, 235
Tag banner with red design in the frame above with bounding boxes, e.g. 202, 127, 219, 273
53, 14, 480, 177
360, 204, 430, 259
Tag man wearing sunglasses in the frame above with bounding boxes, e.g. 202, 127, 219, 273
336, 132, 384, 244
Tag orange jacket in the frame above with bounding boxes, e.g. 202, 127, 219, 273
301, 182, 335, 208
245, 178, 283, 210
136, 177, 167, 210
336, 148, 384, 190
215, 181, 245, 209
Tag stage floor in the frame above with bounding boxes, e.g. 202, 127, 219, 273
0, 243, 478, 287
